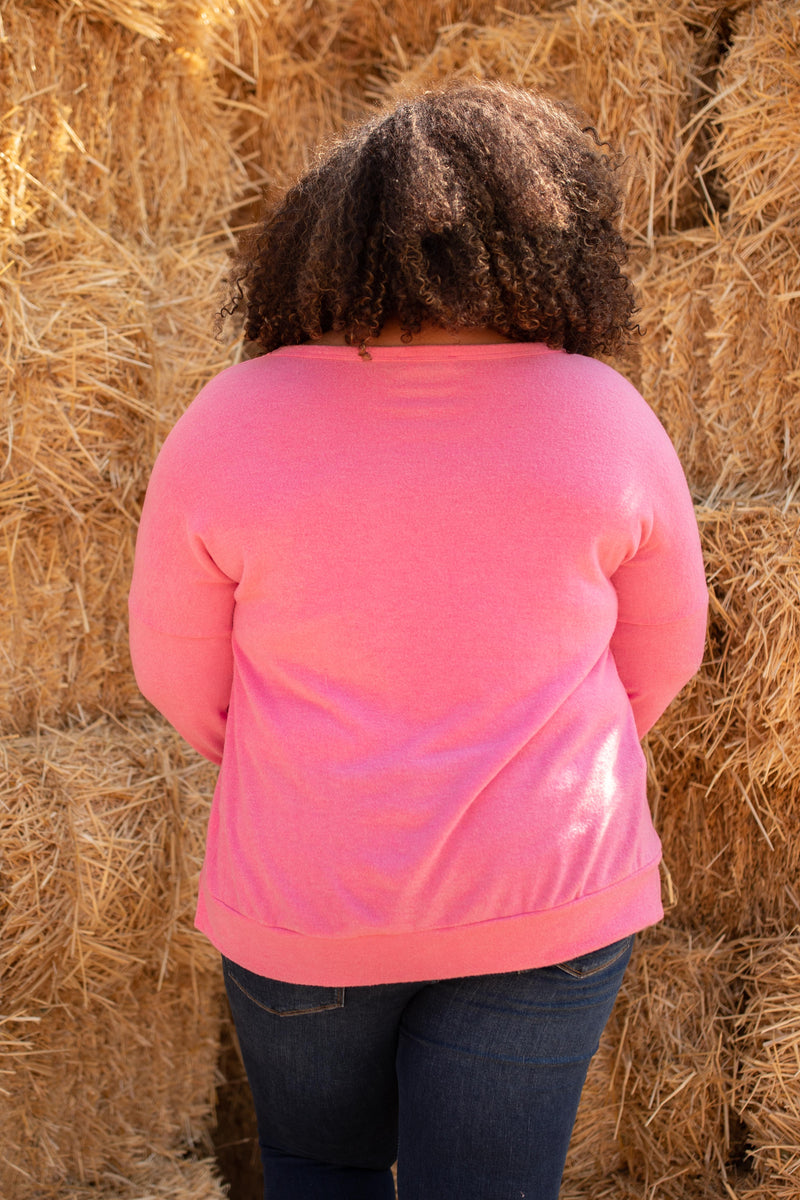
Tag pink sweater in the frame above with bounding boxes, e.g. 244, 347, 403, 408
129, 343, 707, 985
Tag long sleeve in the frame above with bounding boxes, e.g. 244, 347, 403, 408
609, 441, 708, 738
128, 620, 233, 763
128, 403, 237, 764
609, 610, 707, 739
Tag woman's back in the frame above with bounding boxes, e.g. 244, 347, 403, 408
130, 340, 706, 985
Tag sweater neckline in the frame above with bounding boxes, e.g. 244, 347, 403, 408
271, 342, 558, 362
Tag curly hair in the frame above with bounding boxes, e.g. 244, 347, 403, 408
222, 82, 637, 358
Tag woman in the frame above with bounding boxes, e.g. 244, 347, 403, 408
129, 83, 708, 1200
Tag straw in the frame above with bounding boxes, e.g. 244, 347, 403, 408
4, 3, 800, 1197
0, 4, 251, 242
734, 933, 800, 1186
0, 716, 224, 1194
561, 925, 751, 1198
1, 7, 246, 730
1, 978, 225, 1197
362, 0, 710, 246
1, 716, 219, 1013
0, 230, 240, 731
701, 226, 800, 497
702, 0, 800, 231
602, 927, 743, 1194
54, 1157, 230, 1200
647, 501, 800, 936
217, 1, 710, 247
632, 222, 800, 497
632, 227, 721, 483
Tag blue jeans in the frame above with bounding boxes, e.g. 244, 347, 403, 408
222, 935, 633, 1200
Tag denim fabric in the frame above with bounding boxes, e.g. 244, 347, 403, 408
223, 934, 633, 1200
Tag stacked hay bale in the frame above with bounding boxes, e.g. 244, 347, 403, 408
567, 4, 799, 1196
0, 1, 256, 1195
2, 1, 799, 1197
1, 722, 223, 1195
647, 6, 800, 1197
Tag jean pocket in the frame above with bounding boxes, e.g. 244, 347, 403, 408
554, 934, 634, 979
223, 957, 346, 1016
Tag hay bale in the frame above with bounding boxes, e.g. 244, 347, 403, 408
735, 935, 800, 1189
631, 223, 800, 499
653, 767, 800, 942
0, 216, 151, 728
0, 229, 155, 518
0, 1, 244, 729
57, 1156, 229, 1200
216, 0, 549, 191
564, 926, 750, 1199
0, 716, 218, 1012
0, 511, 142, 731
1, 227, 235, 502
561, 1171, 736, 1200
0, 3, 248, 241
673, 501, 800, 793
212, 1, 376, 191
221, 2, 709, 243
308, 0, 542, 69
0, 975, 224, 1198
0, 2, 248, 478
632, 228, 719, 483
0, 713, 224, 1196
568, 0, 711, 243
0, 0, 247, 509
648, 502, 800, 935
603, 927, 743, 1195
377, 8, 574, 101
2, 7, 799, 1198
700, 227, 800, 496
0, 222, 236, 731
704, 0, 800, 230
369, 1, 709, 245
0, 235, 236, 730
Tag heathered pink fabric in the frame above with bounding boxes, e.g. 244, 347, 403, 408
129, 343, 708, 985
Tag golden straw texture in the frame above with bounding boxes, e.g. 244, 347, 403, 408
1, 717, 219, 1012
0, 232, 236, 730
0, 5, 248, 241
0, 2, 247, 730
736, 935, 800, 1188
368, 0, 710, 246
633, 228, 719, 484
702, 228, 800, 497
604, 927, 743, 1195
648, 502, 800, 935
1, 979, 223, 1197
220, 1, 711, 246
52, 1157, 230, 1200
561, 925, 752, 1199
2, 2, 800, 1197
705, 0, 800, 230
634, 225, 800, 499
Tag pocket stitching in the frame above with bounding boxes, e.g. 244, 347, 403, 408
227, 971, 345, 1016
555, 936, 633, 979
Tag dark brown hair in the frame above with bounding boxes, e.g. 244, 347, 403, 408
222, 82, 637, 357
